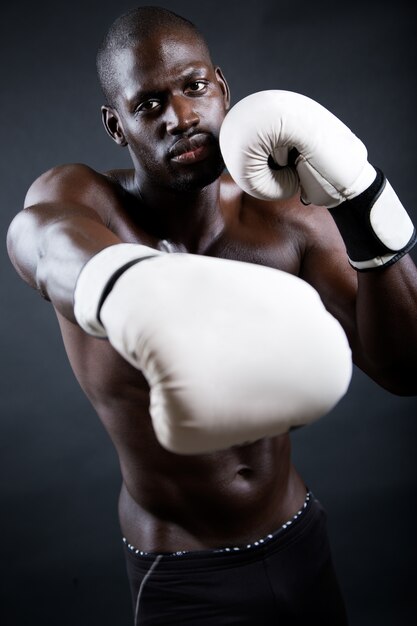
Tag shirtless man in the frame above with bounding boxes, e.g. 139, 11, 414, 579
6, 6, 417, 625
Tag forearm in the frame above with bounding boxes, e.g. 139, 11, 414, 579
7, 203, 120, 321
355, 254, 417, 395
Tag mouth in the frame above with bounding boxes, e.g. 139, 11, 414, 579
169, 133, 215, 164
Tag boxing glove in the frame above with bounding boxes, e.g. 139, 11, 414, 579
74, 243, 352, 454
219, 90, 416, 270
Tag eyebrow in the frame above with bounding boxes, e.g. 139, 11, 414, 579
126, 65, 211, 109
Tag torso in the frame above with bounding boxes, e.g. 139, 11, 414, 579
55, 165, 320, 552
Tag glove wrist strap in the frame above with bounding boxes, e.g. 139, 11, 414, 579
74, 243, 160, 337
329, 168, 416, 271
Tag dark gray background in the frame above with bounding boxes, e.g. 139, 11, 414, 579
1, 1, 416, 624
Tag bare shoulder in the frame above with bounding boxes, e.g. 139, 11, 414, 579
220, 172, 338, 240
24, 163, 125, 224
25, 163, 100, 206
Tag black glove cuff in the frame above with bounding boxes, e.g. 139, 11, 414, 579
329, 168, 416, 271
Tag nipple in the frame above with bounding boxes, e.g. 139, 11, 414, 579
237, 466, 253, 479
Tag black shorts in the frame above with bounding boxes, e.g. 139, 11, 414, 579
123, 494, 348, 625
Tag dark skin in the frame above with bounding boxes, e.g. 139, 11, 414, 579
7, 27, 417, 552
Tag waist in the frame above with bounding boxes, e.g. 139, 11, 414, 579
119, 462, 307, 553
124, 490, 312, 558
122, 491, 326, 573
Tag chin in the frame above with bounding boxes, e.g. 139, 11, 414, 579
171, 157, 225, 193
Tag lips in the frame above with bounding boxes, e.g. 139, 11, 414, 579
169, 133, 215, 163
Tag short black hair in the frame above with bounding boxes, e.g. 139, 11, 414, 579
96, 5, 208, 106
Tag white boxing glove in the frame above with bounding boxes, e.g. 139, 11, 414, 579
74, 243, 352, 454
220, 90, 416, 270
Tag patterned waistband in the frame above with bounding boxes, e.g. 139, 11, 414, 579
123, 490, 312, 558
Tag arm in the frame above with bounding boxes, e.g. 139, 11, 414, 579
300, 205, 417, 395
220, 90, 417, 396
355, 255, 417, 394
6, 164, 121, 321
7, 165, 352, 454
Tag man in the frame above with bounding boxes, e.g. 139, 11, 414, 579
6, 5, 417, 625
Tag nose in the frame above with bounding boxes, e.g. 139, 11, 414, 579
166, 94, 199, 135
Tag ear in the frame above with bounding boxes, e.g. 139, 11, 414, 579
101, 106, 127, 146
215, 67, 231, 111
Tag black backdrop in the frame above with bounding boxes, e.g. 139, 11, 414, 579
1, 1, 416, 624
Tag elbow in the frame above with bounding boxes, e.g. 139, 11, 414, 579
380, 382, 417, 397
384, 382, 417, 397
6, 214, 26, 279
353, 342, 417, 397
6, 211, 39, 291
6, 214, 19, 265
365, 364, 417, 397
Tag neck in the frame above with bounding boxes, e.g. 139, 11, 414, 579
132, 174, 225, 254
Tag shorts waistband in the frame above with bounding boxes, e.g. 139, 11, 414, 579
123, 490, 320, 570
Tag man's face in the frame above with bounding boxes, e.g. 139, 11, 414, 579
109, 29, 230, 192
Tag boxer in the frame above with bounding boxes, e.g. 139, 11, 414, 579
7, 6, 417, 625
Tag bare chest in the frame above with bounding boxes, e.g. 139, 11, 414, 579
107, 204, 303, 277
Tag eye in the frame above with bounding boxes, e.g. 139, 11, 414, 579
186, 80, 208, 94
135, 99, 160, 114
